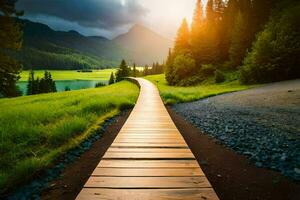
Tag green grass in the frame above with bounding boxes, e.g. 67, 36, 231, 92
0, 81, 139, 193
19, 69, 116, 81
145, 74, 254, 105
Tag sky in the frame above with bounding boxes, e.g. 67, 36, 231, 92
16, 0, 200, 39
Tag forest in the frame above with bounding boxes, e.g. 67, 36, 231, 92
166, 0, 300, 86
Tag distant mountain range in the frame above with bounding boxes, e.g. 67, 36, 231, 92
16, 19, 172, 70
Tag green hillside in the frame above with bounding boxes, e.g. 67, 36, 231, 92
0, 81, 139, 193
16, 19, 131, 70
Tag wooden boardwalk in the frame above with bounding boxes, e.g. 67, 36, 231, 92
76, 78, 219, 200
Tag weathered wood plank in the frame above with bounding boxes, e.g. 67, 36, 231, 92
116, 136, 183, 139
76, 188, 219, 200
107, 148, 192, 153
84, 177, 211, 188
97, 160, 200, 168
103, 152, 195, 159
111, 143, 188, 148
113, 138, 186, 143
92, 168, 204, 177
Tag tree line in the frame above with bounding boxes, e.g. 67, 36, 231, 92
166, 0, 299, 86
27, 71, 57, 95
109, 59, 164, 84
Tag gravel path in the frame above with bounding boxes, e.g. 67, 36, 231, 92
173, 79, 300, 181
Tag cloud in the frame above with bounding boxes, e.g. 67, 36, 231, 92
17, 0, 148, 31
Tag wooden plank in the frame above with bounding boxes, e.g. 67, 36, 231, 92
119, 130, 181, 134
97, 160, 200, 168
84, 177, 211, 188
76, 188, 219, 200
107, 148, 192, 153
92, 168, 204, 177
103, 152, 195, 159
111, 143, 188, 148
116, 136, 182, 139
118, 133, 181, 137
121, 128, 178, 131
113, 138, 186, 143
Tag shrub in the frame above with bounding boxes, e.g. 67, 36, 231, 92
172, 54, 198, 86
177, 75, 204, 86
200, 64, 216, 77
215, 70, 226, 83
95, 82, 106, 88
65, 86, 71, 91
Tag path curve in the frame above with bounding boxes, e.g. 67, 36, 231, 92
76, 78, 219, 200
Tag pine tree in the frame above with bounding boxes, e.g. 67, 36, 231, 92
34, 77, 40, 94
206, 0, 215, 24
166, 19, 192, 85
26, 70, 35, 95
174, 18, 190, 55
229, 11, 249, 67
190, 0, 204, 65
165, 48, 175, 85
49, 72, 56, 92
220, 0, 239, 61
0, 0, 23, 97
39, 71, 56, 93
108, 72, 115, 85
132, 63, 137, 77
115, 59, 130, 82
143, 65, 149, 76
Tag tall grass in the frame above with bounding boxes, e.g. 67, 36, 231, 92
145, 74, 254, 105
0, 81, 139, 193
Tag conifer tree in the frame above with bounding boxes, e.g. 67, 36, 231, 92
190, 0, 204, 64
27, 70, 35, 95
165, 49, 175, 85
115, 59, 130, 82
166, 19, 192, 85
34, 77, 40, 94
0, 0, 23, 97
39, 71, 56, 93
132, 63, 137, 77
174, 18, 190, 55
206, 0, 215, 24
108, 72, 115, 85
229, 11, 249, 67
143, 65, 149, 76
220, 0, 239, 61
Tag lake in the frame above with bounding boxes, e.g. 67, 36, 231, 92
17, 80, 107, 95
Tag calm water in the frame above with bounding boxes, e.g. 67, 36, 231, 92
17, 80, 107, 95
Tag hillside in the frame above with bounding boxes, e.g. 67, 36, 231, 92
0, 81, 139, 193
16, 19, 130, 69
16, 20, 172, 70
114, 24, 172, 64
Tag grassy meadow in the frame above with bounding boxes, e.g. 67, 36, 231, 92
0, 81, 139, 193
19, 69, 116, 81
145, 74, 254, 105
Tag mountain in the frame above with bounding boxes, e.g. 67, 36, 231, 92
114, 24, 172, 64
17, 19, 130, 70
16, 19, 172, 70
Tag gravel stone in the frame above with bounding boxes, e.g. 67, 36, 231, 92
173, 79, 300, 181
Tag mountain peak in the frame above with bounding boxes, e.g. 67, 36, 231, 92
124, 24, 153, 37
130, 24, 147, 32
113, 23, 172, 64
